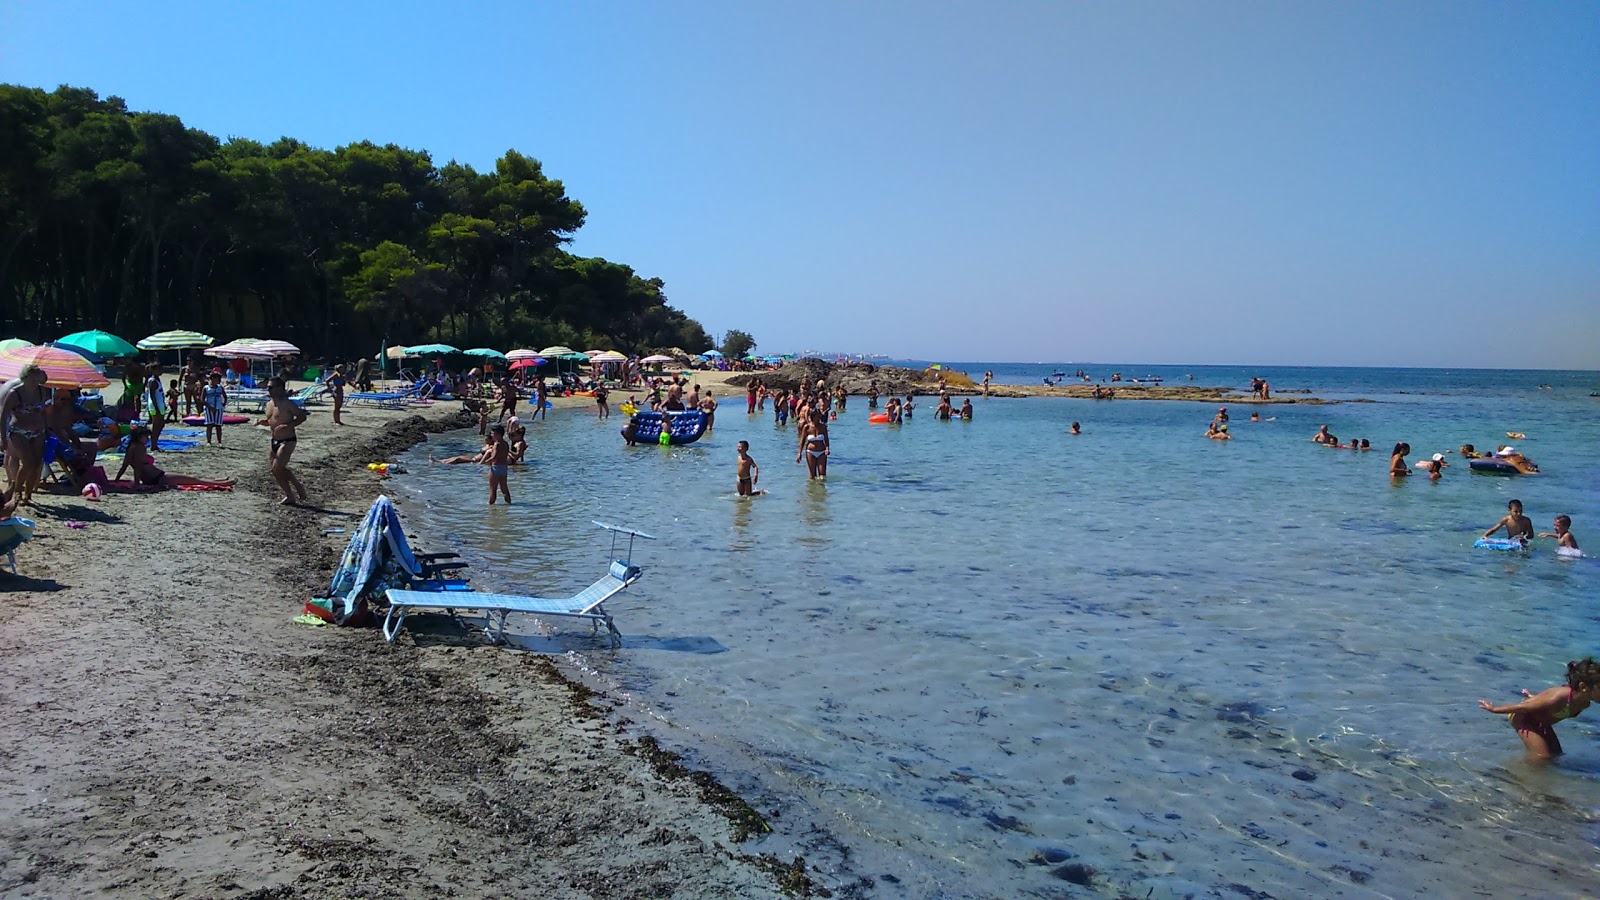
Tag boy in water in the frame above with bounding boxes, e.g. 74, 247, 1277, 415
486, 424, 511, 505
1483, 499, 1534, 544
736, 440, 763, 496
1539, 515, 1579, 550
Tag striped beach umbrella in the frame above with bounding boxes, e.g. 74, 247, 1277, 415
538, 346, 575, 357
242, 339, 300, 356
592, 350, 628, 363
206, 341, 276, 359
506, 349, 540, 361
136, 329, 214, 351
0, 345, 112, 389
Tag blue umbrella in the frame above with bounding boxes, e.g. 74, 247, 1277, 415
404, 343, 460, 356
700, 350, 724, 358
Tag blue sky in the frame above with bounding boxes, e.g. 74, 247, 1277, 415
4, 1, 1596, 367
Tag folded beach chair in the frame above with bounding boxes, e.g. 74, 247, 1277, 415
0, 516, 36, 575
381, 522, 654, 646
313, 495, 470, 624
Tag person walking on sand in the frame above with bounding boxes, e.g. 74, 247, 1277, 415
486, 424, 511, 505
145, 363, 169, 449
736, 440, 764, 496
260, 377, 309, 505
328, 364, 348, 426
1479, 658, 1600, 759
202, 369, 228, 445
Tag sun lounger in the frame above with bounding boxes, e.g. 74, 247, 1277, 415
383, 560, 643, 646
0, 517, 36, 575
382, 521, 655, 646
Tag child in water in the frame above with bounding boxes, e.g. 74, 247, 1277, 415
1539, 515, 1578, 550
1483, 499, 1534, 544
735, 440, 763, 496
1479, 658, 1600, 759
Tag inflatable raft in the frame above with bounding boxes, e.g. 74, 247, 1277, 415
622, 410, 708, 446
182, 414, 251, 426
1469, 457, 1538, 475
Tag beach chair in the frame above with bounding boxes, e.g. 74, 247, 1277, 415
381, 522, 654, 646
0, 516, 36, 575
313, 496, 471, 624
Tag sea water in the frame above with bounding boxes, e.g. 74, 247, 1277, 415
392, 367, 1600, 898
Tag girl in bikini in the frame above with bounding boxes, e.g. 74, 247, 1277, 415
115, 426, 235, 489
1479, 658, 1600, 759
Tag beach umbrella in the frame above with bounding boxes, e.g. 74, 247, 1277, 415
700, 350, 724, 358
44, 341, 106, 365
56, 329, 138, 358
509, 358, 546, 371
0, 338, 32, 352
463, 348, 508, 360
506, 349, 540, 361
385, 345, 410, 359
640, 354, 676, 364
246, 339, 300, 356
592, 350, 628, 363
559, 352, 590, 361
0, 345, 111, 389
538, 345, 575, 357
206, 342, 276, 359
404, 343, 460, 356
137, 329, 213, 351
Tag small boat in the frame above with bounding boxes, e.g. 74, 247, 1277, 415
622, 410, 708, 446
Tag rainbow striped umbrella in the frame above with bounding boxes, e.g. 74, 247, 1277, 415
0, 345, 111, 389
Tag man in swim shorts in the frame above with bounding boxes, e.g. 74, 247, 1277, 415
486, 424, 511, 505
261, 377, 309, 505
736, 441, 763, 496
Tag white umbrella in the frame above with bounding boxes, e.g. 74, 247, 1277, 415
206, 342, 275, 359
640, 354, 676, 364
592, 350, 628, 363
246, 339, 300, 356
506, 349, 540, 361
538, 345, 575, 357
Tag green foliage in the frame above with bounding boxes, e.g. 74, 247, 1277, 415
720, 329, 756, 359
0, 83, 711, 357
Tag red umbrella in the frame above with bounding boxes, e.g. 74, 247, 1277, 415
509, 358, 547, 371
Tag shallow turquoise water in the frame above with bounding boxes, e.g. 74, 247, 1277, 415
393, 373, 1600, 898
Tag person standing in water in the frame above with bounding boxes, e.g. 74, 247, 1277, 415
736, 440, 763, 496
485, 424, 511, 505
261, 377, 309, 505
1388, 442, 1411, 477
1479, 658, 1599, 759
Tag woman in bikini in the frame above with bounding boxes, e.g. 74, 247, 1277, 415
114, 425, 234, 489
2, 364, 51, 505
801, 408, 830, 480
260, 377, 309, 505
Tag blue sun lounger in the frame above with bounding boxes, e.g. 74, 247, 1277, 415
381, 522, 654, 646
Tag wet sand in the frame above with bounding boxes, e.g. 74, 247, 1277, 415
0, 393, 798, 898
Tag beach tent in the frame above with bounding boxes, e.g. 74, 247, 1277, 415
0, 345, 111, 389
57, 329, 137, 359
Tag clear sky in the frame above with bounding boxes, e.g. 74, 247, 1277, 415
4, 1, 1597, 368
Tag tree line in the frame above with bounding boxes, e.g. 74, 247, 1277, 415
0, 84, 722, 358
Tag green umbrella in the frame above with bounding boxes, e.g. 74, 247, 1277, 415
57, 329, 138, 358
463, 348, 508, 360
0, 338, 33, 352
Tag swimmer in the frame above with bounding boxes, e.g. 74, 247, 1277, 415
1482, 499, 1534, 543
736, 440, 764, 496
959, 399, 973, 420
1312, 424, 1333, 445
1479, 658, 1600, 759
1459, 443, 1480, 459
1249, 411, 1260, 422
1424, 453, 1446, 480
1360, 439, 1370, 451
1208, 423, 1230, 441
1069, 421, 1080, 435
432, 450, 486, 465
1538, 514, 1578, 551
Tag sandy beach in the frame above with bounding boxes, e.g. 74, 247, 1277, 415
0, 392, 799, 898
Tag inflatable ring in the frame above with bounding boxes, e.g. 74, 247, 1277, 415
868, 413, 891, 423
181, 414, 250, 426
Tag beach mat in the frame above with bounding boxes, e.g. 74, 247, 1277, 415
106, 480, 232, 493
